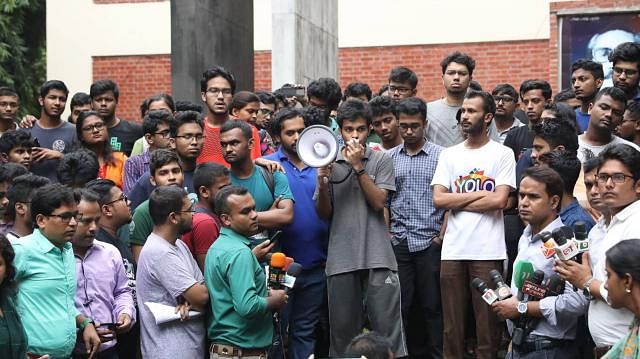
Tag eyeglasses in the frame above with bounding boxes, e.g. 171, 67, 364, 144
47, 211, 82, 224
206, 87, 233, 96
81, 123, 105, 132
154, 130, 171, 139
595, 173, 635, 185
259, 108, 274, 117
175, 134, 204, 142
78, 216, 101, 226
105, 194, 128, 206
494, 96, 515, 104
177, 204, 195, 214
398, 123, 422, 131
388, 85, 413, 95
613, 67, 639, 77
0, 102, 18, 109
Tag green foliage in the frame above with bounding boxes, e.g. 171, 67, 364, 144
0, 0, 46, 117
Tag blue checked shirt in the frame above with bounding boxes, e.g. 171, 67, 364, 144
388, 140, 445, 252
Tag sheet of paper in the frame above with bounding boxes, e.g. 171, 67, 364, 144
144, 302, 203, 325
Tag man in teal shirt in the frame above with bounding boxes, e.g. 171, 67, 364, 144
11, 183, 101, 358
205, 185, 288, 357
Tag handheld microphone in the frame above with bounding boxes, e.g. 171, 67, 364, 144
543, 274, 565, 297
513, 260, 535, 292
472, 278, 499, 305
268, 252, 287, 290
539, 231, 557, 259
489, 269, 513, 300
284, 256, 294, 271
574, 221, 589, 253
521, 270, 546, 300
512, 269, 545, 345
283, 262, 303, 293
553, 226, 579, 261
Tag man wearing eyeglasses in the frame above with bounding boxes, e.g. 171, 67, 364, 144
388, 67, 418, 101
11, 183, 101, 358
609, 42, 640, 103
555, 144, 640, 357
71, 189, 135, 358
491, 83, 525, 144
616, 101, 640, 147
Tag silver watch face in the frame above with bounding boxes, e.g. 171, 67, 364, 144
517, 302, 527, 314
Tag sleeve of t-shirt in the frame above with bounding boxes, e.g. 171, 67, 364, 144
226, 250, 268, 318
372, 152, 395, 191
430, 148, 451, 189
130, 206, 153, 246
192, 216, 220, 255
151, 249, 199, 298
273, 171, 294, 201
10, 242, 28, 280
494, 146, 517, 190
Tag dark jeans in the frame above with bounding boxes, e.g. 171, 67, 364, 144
393, 240, 443, 359
441, 260, 502, 359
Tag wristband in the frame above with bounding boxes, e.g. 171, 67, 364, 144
355, 168, 366, 176
79, 317, 94, 330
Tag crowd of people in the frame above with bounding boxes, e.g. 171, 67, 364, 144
0, 40, 639, 359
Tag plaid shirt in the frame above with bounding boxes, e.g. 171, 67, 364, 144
388, 140, 445, 252
123, 150, 151, 195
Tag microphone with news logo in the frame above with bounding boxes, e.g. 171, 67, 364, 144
489, 269, 513, 300
268, 252, 287, 290
539, 231, 557, 259
573, 221, 589, 261
552, 226, 580, 261
471, 278, 499, 305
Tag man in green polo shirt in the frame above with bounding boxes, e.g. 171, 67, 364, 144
205, 185, 288, 358
11, 183, 101, 358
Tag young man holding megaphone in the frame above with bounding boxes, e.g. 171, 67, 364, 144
314, 99, 406, 357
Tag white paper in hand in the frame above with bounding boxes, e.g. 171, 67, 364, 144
144, 302, 203, 325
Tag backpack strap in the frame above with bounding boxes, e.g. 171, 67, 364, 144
257, 165, 275, 199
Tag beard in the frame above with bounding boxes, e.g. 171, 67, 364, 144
177, 218, 193, 235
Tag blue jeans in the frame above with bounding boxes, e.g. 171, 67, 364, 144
277, 266, 326, 359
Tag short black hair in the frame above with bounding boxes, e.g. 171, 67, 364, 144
300, 106, 329, 128
31, 183, 79, 227
149, 186, 188, 225
543, 102, 580, 133
0, 163, 28, 183
369, 96, 396, 118
6, 174, 49, 220
143, 110, 176, 136
76, 188, 101, 204
395, 97, 426, 121
214, 185, 249, 218
469, 80, 483, 92
571, 59, 605, 80
57, 149, 100, 188
39, 80, 69, 98
200, 65, 236, 94
0, 130, 37, 155
441, 51, 476, 76
175, 100, 204, 114
532, 120, 579, 154
345, 332, 393, 359
377, 84, 389, 96
256, 91, 276, 105
520, 80, 552, 100
627, 101, 640, 121
193, 163, 229, 200
0, 234, 15, 293
220, 119, 253, 141
230, 91, 260, 113
593, 87, 628, 109
344, 82, 373, 101
388, 66, 418, 89
521, 166, 564, 206
70, 92, 91, 109
465, 90, 496, 116
149, 149, 182, 176
172, 110, 204, 137
491, 83, 518, 100
270, 108, 303, 137
84, 178, 117, 206
0, 87, 18, 99
609, 42, 640, 71
90, 79, 119, 101
306, 78, 342, 111
598, 143, 640, 182
553, 88, 576, 103
546, 150, 582, 194
583, 157, 601, 174
336, 99, 372, 128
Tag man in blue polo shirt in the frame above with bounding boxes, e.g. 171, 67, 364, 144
220, 120, 294, 245
264, 108, 329, 359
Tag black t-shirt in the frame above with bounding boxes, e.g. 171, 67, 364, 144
108, 119, 143, 156
503, 125, 533, 162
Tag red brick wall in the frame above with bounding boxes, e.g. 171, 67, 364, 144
92, 55, 171, 122
254, 51, 272, 91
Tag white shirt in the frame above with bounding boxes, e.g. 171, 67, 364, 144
431, 140, 516, 260
588, 200, 640, 347
497, 117, 525, 144
577, 135, 640, 162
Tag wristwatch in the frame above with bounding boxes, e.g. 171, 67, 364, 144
517, 301, 528, 316
583, 277, 595, 300
79, 317, 94, 330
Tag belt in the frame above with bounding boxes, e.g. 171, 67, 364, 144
594, 346, 612, 358
513, 336, 566, 354
210, 343, 266, 357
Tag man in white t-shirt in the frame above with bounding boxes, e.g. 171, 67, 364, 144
577, 87, 639, 162
555, 143, 640, 357
432, 90, 516, 359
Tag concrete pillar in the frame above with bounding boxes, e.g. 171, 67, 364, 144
171, 0, 254, 104
272, 0, 338, 89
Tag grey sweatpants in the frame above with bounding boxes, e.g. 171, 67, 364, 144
327, 268, 408, 357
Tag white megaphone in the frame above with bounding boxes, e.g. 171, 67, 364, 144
296, 125, 339, 168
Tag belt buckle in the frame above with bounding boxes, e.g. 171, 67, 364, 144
217, 344, 235, 356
